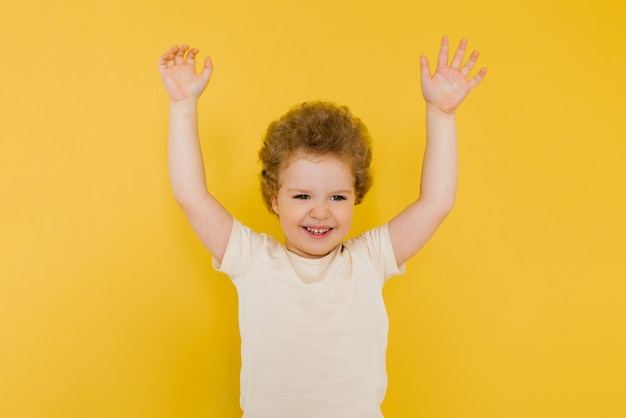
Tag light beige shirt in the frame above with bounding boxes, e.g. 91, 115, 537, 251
215, 219, 404, 418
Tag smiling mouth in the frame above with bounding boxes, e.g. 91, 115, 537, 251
304, 227, 332, 237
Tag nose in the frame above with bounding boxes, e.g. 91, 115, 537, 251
310, 199, 330, 220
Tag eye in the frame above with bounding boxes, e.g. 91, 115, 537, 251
330, 195, 347, 201
293, 194, 310, 200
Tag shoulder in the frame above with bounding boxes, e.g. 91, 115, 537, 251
227, 218, 280, 247
344, 224, 405, 280
345, 223, 392, 253
214, 218, 284, 276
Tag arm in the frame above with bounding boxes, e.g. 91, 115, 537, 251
388, 36, 487, 266
158, 45, 233, 264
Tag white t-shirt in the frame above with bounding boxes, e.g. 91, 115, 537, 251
215, 219, 405, 418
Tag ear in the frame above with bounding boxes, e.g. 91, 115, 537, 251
270, 195, 279, 215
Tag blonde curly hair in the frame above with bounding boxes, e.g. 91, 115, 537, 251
259, 101, 373, 212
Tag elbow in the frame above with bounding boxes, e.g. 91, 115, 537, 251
174, 195, 192, 213
422, 194, 456, 222
172, 188, 214, 217
171, 190, 202, 213
440, 196, 456, 217
171, 189, 191, 209
170, 180, 209, 211
419, 184, 456, 219
434, 202, 454, 224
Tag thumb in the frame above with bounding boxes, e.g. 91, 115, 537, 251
419, 55, 431, 85
201, 56, 213, 81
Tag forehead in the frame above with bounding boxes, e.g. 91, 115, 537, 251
279, 154, 354, 189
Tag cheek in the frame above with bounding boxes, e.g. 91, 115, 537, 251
338, 206, 355, 223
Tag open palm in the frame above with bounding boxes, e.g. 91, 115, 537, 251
158, 45, 213, 103
420, 37, 487, 114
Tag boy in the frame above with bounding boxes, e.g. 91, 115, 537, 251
158, 36, 486, 417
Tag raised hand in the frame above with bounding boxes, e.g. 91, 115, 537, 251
158, 45, 213, 103
420, 36, 487, 114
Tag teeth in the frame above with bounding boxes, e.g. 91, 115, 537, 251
306, 227, 330, 235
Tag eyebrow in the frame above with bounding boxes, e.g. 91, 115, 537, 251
286, 188, 354, 195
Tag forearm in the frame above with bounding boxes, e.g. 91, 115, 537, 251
388, 37, 484, 265
419, 106, 459, 214
167, 100, 210, 206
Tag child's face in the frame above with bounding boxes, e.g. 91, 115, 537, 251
271, 154, 355, 258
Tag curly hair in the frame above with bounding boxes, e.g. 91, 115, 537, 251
259, 101, 373, 212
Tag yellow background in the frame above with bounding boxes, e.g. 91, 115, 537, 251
1, 0, 625, 417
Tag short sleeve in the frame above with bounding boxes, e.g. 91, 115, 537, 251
346, 223, 406, 282
212, 218, 266, 281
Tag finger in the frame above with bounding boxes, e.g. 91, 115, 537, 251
175, 45, 188, 65
450, 39, 467, 70
203, 56, 213, 72
419, 55, 432, 85
200, 56, 214, 82
186, 48, 199, 64
461, 50, 480, 78
468, 67, 487, 90
158, 51, 171, 69
161, 45, 178, 68
436, 36, 449, 70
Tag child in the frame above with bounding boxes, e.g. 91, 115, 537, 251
158, 36, 486, 417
